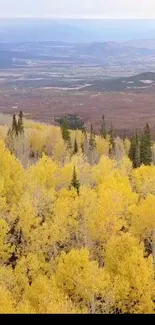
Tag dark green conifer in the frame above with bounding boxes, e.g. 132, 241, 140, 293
129, 131, 140, 168
100, 114, 107, 138
109, 123, 115, 155
61, 118, 71, 149
89, 123, 96, 151
18, 111, 24, 134
73, 138, 78, 155
140, 123, 152, 165
70, 166, 80, 195
134, 132, 140, 168
12, 114, 18, 136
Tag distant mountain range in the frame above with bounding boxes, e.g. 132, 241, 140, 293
84, 42, 155, 56
0, 19, 155, 42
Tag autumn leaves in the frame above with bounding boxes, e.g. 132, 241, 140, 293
0, 119, 155, 313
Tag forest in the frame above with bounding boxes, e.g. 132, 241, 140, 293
0, 112, 155, 314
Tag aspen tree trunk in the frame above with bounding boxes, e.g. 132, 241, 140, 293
89, 296, 95, 314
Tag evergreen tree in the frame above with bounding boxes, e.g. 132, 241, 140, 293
100, 114, 107, 138
70, 166, 80, 195
134, 131, 140, 168
140, 123, 152, 165
12, 114, 18, 136
89, 124, 96, 151
18, 111, 24, 134
6, 114, 19, 153
129, 131, 140, 168
109, 123, 115, 155
73, 138, 78, 155
140, 133, 145, 165
56, 114, 85, 131
61, 118, 71, 149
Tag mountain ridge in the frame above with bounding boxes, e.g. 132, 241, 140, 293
84, 72, 155, 92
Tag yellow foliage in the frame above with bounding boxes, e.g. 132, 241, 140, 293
105, 233, 154, 313
96, 136, 109, 157
92, 155, 117, 184
130, 194, 155, 240
55, 249, 101, 305
0, 285, 16, 313
0, 140, 24, 205
0, 219, 12, 263
132, 165, 155, 197
0, 121, 154, 314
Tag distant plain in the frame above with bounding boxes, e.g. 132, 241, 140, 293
0, 19, 155, 135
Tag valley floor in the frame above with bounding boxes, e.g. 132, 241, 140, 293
0, 87, 155, 136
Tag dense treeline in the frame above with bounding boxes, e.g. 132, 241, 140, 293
0, 112, 155, 313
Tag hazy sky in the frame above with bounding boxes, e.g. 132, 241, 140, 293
0, 0, 155, 19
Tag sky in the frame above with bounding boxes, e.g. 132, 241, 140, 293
0, 0, 155, 19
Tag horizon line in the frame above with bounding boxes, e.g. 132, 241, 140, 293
0, 15, 155, 20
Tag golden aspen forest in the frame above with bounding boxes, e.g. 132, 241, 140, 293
0, 112, 155, 314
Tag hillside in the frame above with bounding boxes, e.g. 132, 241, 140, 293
0, 115, 155, 313
85, 42, 155, 57
84, 72, 155, 92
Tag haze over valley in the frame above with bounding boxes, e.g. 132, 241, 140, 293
0, 19, 155, 135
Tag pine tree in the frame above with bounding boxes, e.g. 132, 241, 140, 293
18, 111, 24, 134
73, 138, 78, 155
61, 118, 71, 149
89, 124, 96, 151
109, 123, 115, 155
70, 166, 80, 195
12, 114, 18, 136
129, 131, 140, 168
140, 123, 152, 165
100, 114, 107, 138
140, 133, 145, 165
6, 114, 18, 153
134, 131, 140, 168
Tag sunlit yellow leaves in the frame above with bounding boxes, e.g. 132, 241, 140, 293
0, 219, 12, 263
28, 129, 46, 157
92, 155, 117, 185
15, 253, 49, 286
130, 194, 155, 240
28, 154, 59, 189
0, 140, 24, 205
119, 156, 133, 177
24, 275, 84, 314
55, 249, 100, 305
96, 136, 109, 157
105, 233, 154, 313
132, 165, 155, 197
0, 285, 16, 313
0, 121, 155, 314
85, 175, 137, 252
10, 194, 39, 239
